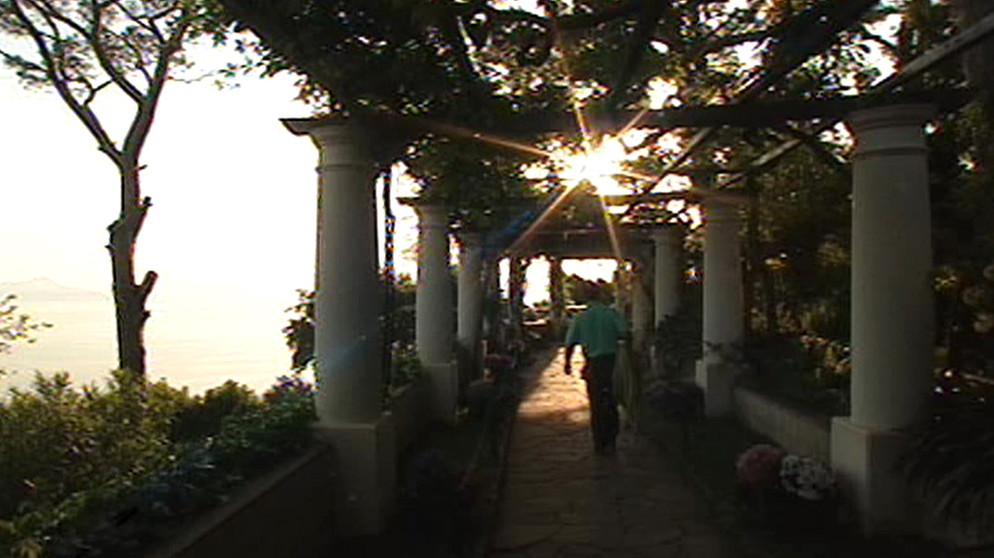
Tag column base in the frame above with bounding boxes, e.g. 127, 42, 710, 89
457, 339, 483, 387
424, 360, 460, 423
313, 415, 397, 537
830, 417, 918, 534
695, 360, 736, 417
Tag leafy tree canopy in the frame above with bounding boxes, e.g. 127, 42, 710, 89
211, 1, 897, 128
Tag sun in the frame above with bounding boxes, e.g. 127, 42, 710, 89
554, 135, 629, 195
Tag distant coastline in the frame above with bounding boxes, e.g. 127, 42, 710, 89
1, 277, 109, 303
1, 277, 297, 395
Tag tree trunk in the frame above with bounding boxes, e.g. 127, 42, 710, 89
108, 161, 156, 379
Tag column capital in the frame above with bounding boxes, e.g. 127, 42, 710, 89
413, 204, 450, 230
457, 231, 483, 248
703, 198, 743, 225
847, 104, 935, 158
652, 226, 683, 246
283, 117, 374, 169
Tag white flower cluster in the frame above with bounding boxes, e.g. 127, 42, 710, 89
779, 455, 836, 501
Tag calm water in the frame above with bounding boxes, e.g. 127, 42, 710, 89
0, 288, 300, 395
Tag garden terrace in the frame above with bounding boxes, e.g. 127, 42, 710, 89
183, 0, 994, 549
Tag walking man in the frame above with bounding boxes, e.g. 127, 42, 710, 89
563, 282, 628, 454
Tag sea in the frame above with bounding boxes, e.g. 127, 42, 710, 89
0, 278, 302, 396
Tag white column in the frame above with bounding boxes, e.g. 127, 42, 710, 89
703, 201, 745, 359
696, 200, 744, 416
631, 267, 652, 348
415, 205, 453, 363
289, 119, 382, 424
509, 256, 526, 327
284, 118, 395, 536
457, 233, 484, 383
549, 256, 565, 338
831, 104, 935, 533
482, 255, 501, 358
653, 227, 682, 323
414, 204, 458, 420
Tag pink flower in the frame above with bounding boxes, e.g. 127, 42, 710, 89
736, 444, 787, 490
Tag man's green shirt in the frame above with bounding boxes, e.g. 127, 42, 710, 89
565, 302, 627, 358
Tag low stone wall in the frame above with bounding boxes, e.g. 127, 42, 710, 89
149, 445, 337, 558
389, 376, 432, 455
148, 384, 436, 555
734, 386, 831, 462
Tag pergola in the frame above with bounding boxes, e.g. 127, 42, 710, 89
232, 0, 994, 538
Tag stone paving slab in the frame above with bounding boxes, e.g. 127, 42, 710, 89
490, 351, 737, 558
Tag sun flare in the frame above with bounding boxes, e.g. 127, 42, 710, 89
554, 135, 629, 195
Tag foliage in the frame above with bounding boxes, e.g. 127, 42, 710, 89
0, 372, 316, 557
0, 294, 49, 357
903, 399, 994, 533
283, 276, 418, 384
387, 342, 422, 395
405, 137, 539, 231
654, 297, 703, 379
745, 144, 852, 341
0, 0, 216, 378
0, 371, 182, 519
563, 274, 614, 306
282, 289, 315, 372
745, 335, 850, 416
171, 380, 260, 441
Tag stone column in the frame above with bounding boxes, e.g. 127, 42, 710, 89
508, 256, 527, 338
414, 204, 458, 421
831, 104, 935, 533
613, 263, 630, 316
549, 256, 565, 339
653, 227, 682, 323
457, 233, 484, 385
631, 266, 653, 351
652, 227, 682, 379
482, 254, 501, 357
284, 117, 395, 536
695, 199, 744, 417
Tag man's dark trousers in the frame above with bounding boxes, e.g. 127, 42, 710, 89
585, 353, 619, 451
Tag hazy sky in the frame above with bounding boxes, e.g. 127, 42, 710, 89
1, 43, 349, 390
0, 41, 613, 391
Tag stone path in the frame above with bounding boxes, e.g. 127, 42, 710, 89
490, 350, 737, 558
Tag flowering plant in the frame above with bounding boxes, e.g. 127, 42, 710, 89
779, 455, 837, 501
735, 444, 787, 490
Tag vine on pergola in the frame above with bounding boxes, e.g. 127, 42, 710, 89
231, 6, 994, 460
211, 0, 897, 138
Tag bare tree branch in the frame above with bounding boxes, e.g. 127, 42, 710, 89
122, 13, 188, 159
9, 0, 120, 158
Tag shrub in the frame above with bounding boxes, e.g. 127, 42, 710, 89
903, 400, 994, 532
388, 342, 422, 394
0, 372, 317, 557
0, 371, 183, 519
171, 380, 260, 442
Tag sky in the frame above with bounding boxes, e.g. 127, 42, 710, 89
0, 48, 319, 391
0, 40, 615, 393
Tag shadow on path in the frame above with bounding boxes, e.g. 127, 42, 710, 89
490, 350, 738, 558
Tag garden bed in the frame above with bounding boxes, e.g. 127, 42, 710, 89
639, 402, 949, 558
148, 445, 336, 558
333, 361, 522, 557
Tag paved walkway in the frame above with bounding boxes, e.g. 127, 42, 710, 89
490, 350, 737, 558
